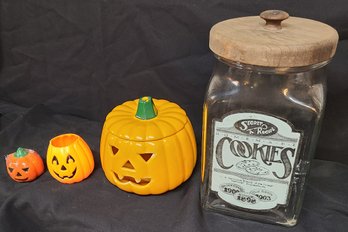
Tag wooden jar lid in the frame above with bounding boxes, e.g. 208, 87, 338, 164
209, 10, 339, 67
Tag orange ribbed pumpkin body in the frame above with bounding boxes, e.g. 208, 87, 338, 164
6, 148, 44, 182
100, 97, 197, 195
47, 134, 94, 184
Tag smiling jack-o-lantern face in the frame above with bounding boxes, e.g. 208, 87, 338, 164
47, 134, 94, 184
51, 153, 77, 179
100, 97, 197, 195
109, 142, 154, 186
6, 148, 44, 182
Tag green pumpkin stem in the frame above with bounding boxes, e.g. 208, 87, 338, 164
14, 147, 28, 158
135, 96, 158, 120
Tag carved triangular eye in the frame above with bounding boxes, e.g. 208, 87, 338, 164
139, 153, 153, 162
8, 167, 14, 173
111, 146, 119, 155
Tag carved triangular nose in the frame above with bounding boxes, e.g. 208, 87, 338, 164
16, 172, 22, 177
122, 161, 135, 170
61, 165, 67, 171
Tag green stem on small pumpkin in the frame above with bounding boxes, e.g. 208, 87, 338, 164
135, 96, 158, 120
14, 147, 28, 158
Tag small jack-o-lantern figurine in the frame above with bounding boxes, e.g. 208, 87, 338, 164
6, 147, 44, 182
100, 96, 197, 195
47, 133, 94, 184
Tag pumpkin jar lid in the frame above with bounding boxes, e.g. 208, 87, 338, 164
105, 96, 188, 142
209, 10, 339, 67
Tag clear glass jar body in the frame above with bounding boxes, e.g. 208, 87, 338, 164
201, 57, 327, 226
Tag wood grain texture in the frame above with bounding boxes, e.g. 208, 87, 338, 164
209, 14, 339, 67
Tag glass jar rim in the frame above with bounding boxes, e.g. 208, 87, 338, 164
217, 56, 330, 74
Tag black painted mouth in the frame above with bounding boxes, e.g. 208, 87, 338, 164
54, 168, 77, 179
113, 172, 151, 186
14, 177, 28, 182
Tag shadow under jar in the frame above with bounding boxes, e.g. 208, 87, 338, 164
200, 10, 338, 226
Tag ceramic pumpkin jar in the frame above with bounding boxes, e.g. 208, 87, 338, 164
6, 147, 44, 182
100, 96, 197, 195
47, 133, 94, 184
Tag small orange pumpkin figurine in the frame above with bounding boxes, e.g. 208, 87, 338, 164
6, 147, 45, 182
47, 133, 94, 184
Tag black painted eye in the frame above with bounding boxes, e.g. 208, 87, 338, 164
8, 167, 14, 173
139, 153, 153, 162
111, 146, 119, 155
66, 154, 75, 163
52, 156, 59, 165
22, 168, 29, 172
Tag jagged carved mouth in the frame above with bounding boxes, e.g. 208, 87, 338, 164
14, 177, 28, 181
113, 172, 151, 186
54, 168, 77, 179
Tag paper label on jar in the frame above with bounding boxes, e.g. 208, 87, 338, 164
211, 112, 301, 210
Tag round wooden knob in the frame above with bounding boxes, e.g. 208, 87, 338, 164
260, 10, 289, 30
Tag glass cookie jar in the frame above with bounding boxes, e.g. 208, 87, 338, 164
201, 10, 338, 226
